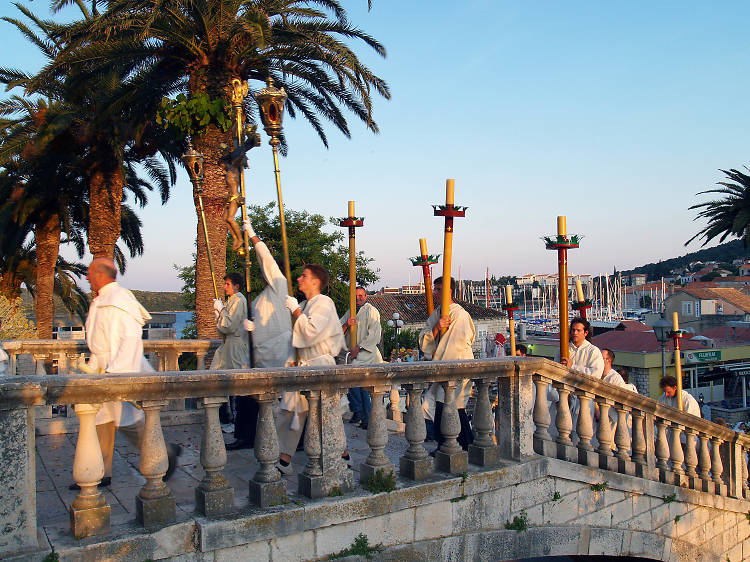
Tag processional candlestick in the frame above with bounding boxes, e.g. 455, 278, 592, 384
182, 142, 219, 300
338, 202, 364, 347
433, 179, 467, 334
571, 278, 592, 321
669, 312, 687, 411
255, 77, 293, 296
502, 285, 519, 356
543, 216, 580, 362
409, 238, 439, 316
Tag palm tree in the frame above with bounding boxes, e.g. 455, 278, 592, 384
687, 168, 750, 247
45, 0, 390, 337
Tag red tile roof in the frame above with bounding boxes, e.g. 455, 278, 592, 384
366, 293, 506, 326
615, 321, 651, 332
591, 330, 707, 353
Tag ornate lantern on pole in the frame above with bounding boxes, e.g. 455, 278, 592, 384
653, 315, 673, 380
338, 202, 364, 346
409, 239, 439, 316
182, 142, 219, 300
256, 78, 293, 295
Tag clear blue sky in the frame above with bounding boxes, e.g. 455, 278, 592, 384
4, 1, 750, 291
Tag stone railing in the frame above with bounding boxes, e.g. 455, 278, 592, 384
522, 357, 750, 499
1, 355, 748, 557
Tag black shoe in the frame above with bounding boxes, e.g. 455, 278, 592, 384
164, 444, 182, 482
359, 422, 368, 430
226, 439, 252, 451
69, 476, 111, 491
349, 412, 362, 424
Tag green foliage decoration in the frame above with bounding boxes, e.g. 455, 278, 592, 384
156, 92, 232, 140
364, 469, 396, 494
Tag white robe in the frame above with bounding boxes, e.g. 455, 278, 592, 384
85, 282, 150, 427
603, 368, 627, 388
659, 390, 701, 417
419, 303, 476, 409
210, 291, 249, 370
340, 302, 383, 365
568, 340, 604, 379
292, 294, 345, 365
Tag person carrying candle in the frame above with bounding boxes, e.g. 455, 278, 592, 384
560, 316, 604, 378
658, 376, 700, 417
340, 286, 384, 430
419, 276, 476, 453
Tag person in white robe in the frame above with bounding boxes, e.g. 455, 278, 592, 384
239, 220, 298, 469
658, 375, 701, 417
419, 276, 476, 452
340, 287, 383, 429
598, 348, 637, 435
74, 258, 180, 489
286, 264, 349, 463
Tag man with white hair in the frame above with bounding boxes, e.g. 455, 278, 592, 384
72, 258, 180, 489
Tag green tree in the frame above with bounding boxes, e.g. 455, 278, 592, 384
49, 0, 389, 338
381, 324, 419, 360
0, 295, 36, 339
687, 168, 750, 247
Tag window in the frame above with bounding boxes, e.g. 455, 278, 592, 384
682, 301, 693, 316
695, 301, 701, 317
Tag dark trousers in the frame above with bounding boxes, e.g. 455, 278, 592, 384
434, 401, 474, 451
347, 387, 372, 422
234, 395, 259, 446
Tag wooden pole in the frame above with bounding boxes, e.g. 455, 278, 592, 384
420, 238, 435, 315
440, 179, 455, 334
506, 285, 516, 356
557, 216, 569, 361
672, 312, 684, 411
347, 201, 357, 347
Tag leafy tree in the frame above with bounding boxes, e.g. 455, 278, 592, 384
687, 168, 750, 247
0, 295, 36, 339
381, 324, 419, 360
48, 0, 389, 338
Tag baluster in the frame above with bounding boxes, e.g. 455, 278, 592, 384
435, 380, 468, 474
743, 445, 749, 499
655, 417, 671, 483
468, 377, 499, 467
70, 403, 110, 538
400, 383, 433, 480
684, 427, 699, 489
552, 382, 576, 462
631, 409, 649, 478
711, 437, 727, 495
387, 385, 403, 424
196, 397, 234, 516
697, 432, 712, 492
360, 386, 395, 483
532, 374, 556, 457
614, 404, 635, 475
669, 422, 686, 486
136, 400, 176, 528
595, 397, 617, 471
196, 351, 207, 370
575, 390, 597, 467
299, 390, 323, 498
249, 393, 286, 507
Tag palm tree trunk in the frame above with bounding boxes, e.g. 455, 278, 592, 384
35, 213, 60, 339
193, 125, 230, 339
88, 163, 123, 259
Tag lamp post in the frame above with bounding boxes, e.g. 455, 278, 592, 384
387, 312, 404, 360
653, 315, 672, 379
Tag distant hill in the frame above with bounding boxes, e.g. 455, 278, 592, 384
130, 291, 187, 311
622, 239, 750, 280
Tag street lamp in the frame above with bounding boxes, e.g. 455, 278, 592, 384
387, 312, 404, 359
653, 315, 672, 379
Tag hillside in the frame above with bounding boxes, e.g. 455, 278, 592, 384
129, 291, 187, 311
622, 239, 750, 280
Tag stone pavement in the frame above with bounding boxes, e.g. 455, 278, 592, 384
35, 415, 415, 533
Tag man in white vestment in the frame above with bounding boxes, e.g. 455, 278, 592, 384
658, 376, 701, 417
212, 271, 254, 450
240, 220, 298, 472
561, 317, 604, 378
340, 286, 383, 430
74, 258, 180, 489
598, 348, 637, 433
419, 276, 476, 452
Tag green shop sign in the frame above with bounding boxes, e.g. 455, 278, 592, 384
684, 350, 722, 364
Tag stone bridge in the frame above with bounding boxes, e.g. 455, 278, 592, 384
1, 340, 749, 561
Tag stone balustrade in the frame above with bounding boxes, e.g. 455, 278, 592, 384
1, 353, 749, 558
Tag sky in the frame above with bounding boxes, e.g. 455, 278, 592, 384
4, 1, 750, 291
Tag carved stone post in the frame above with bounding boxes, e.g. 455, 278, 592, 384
552, 382, 576, 462
743, 445, 749, 499
697, 432, 712, 493
299, 390, 323, 498
669, 422, 687, 486
631, 409, 647, 477
387, 385, 403, 423
655, 417, 672, 484
684, 427, 699, 489
195, 397, 234, 517
136, 400, 175, 529
575, 390, 597, 467
435, 380, 468, 474
532, 374, 556, 457
468, 377, 499, 467
196, 351, 207, 370
249, 393, 286, 507
711, 437, 727, 496
360, 386, 395, 483
70, 403, 110, 539
595, 397, 617, 471
400, 383, 433, 480
614, 404, 635, 475
496, 370, 536, 461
